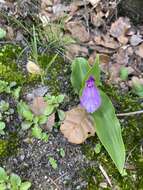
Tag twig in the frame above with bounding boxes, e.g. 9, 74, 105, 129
49, 177, 60, 190
99, 164, 112, 187
126, 144, 138, 163
117, 110, 143, 117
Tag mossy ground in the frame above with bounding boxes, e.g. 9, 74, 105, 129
1, 44, 143, 189
0, 133, 19, 160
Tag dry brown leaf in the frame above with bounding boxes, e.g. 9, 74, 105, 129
118, 35, 128, 45
88, 0, 100, 6
112, 47, 130, 66
66, 21, 90, 42
69, 0, 85, 15
60, 107, 95, 144
110, 17, 131, 44
135, 43, 143, 58
91, 11, 104, 27
130, 34, 143, 46
109, 63, 121, 83
88, 51, 110, 73
94, 35, 120, 49
30, 97, 48, 116
26, 60, 41, 74
66, 44, 88, 59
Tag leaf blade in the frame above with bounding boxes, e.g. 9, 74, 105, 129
71, 57, 90, 93
92, 90, 125, 174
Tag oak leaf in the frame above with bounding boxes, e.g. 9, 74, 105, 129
60, 107, 95, 144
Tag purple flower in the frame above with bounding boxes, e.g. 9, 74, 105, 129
80, 76, 101, 113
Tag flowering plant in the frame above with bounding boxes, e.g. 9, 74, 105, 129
71, 56, 125, 175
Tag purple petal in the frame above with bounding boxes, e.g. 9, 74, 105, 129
80, 76, 101, 113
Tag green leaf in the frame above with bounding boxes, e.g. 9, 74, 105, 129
94, 143, 102, 154
120, 67, 128, 81
0, 122, 5, 130
12, 87, 21, 99
0, 183, 6, 190
57, 110, 65, 121
0, 28, 6, 39
41, 133, 49, 142
17, 102, 33, 121
92, 90, 125, 175
21, 121, 32, 131
132, 82, 143, 97
49, 157, 58, 169
31, 126, 42, 139
38, 115, 48, 125
0, 167, 8, 183
10, 173, 21, 190
83, 54, 101, 87
59, 148, 65, 158
71, 57, 90, 93
44, 105, 54, 116
20, 182, 31, 190
57, 95, 65, 103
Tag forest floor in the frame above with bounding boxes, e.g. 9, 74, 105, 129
0, 0, 143, 190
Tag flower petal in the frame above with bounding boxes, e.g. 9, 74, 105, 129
80, 76, 101, 113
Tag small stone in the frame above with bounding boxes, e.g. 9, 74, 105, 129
20, 154, 25, 161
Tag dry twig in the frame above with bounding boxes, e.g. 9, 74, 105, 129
99, 164, 112, 187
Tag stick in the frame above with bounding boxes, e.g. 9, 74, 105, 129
99, 164, 112, 187
116, 110, 143, 117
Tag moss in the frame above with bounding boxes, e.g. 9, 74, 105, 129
0, 44, 73, 96
0, 133, 19, 159
81, 84, 143, 189
0, 44, 40, 85
38, 53, 73, 96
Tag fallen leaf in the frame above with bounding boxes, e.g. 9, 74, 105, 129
66, 44, 88, 59
112, 47, 129, 66
135, 43, 143, 58
60, 107, 95, 144
94, 34, 120, 49
30, 97, 48, 116
69, 0, 86, 15
130, 34, 143, 46
66, 21, 90, 42
91, 11, 104, 27
88, 0, 100, 6
109, 63, 121, 83
26, 60, 41, 74
110, 17, 131, 44
88, 51, 110, 73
